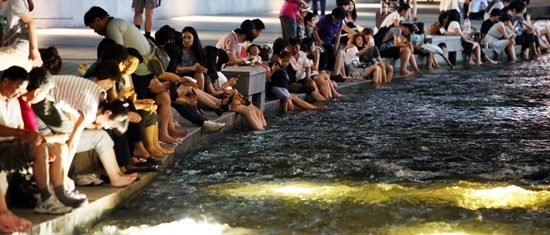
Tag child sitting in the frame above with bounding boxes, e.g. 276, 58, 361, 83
247, 44, 271, 75
268, 51, 327, 112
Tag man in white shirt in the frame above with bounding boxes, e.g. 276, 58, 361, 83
380, 4, 410, 28
0, 66, 78, 216
468, 0, 488, 20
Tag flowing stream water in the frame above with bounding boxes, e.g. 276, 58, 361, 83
86, 57, 550, 235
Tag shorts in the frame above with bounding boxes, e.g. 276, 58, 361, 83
289, 82, 315, 95
380, 47, 401, 60
271, 86, 291, 100
0, 141, 34, 172
132, 0, 161, 9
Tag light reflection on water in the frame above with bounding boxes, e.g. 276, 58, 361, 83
85, 56, 550, 234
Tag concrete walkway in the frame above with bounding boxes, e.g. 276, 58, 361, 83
8, 2, 462, 234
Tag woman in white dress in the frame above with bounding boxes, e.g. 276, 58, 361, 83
482, 13, 517, 62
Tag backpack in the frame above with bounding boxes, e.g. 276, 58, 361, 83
373, 26, 391, 48
143, 38, 171, 76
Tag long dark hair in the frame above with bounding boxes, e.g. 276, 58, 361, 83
348, 0, 358, 22
181, 26, 205, 65
446, 10, 461, 30
204, 46, 229, 83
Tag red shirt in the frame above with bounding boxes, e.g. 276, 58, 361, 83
17, 97, 38, 131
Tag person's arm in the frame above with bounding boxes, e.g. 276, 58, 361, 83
175, 63, 207, 75
66, 115, 87, 159
0, 125, 42, 145
157, 72, 198, 88
393, 35, 409, 47
312, 26, 324, 46
204, 83, 225, 97
334, 26, 343, 52
20, 12, 42, 67
304, 66, 311, 81
27, 0, 34, 11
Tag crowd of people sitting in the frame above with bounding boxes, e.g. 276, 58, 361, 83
0, 0, 548, 232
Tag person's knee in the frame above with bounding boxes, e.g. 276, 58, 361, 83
134, 8, 144, 14
96, 130, 114, 155
145, 9, 154, 18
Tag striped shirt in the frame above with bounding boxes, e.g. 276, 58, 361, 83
46, 75, 106, 124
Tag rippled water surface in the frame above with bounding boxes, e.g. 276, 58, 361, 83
86, 57, 550, 235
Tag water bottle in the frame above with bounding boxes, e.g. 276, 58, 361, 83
463, 18, 471, 33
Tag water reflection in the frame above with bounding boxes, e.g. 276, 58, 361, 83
210, 181, 550, 210
85, 57, 550, 234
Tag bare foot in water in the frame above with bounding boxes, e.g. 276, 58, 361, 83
316, 105, 328, 110
110, 173, 138, 188
414, 69, 423, 75
0, 211, 32, 233
400, 70, 413, 76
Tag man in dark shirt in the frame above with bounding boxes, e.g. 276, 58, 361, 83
480, 9, 502, 40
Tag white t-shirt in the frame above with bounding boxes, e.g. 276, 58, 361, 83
344, 46, 360, 66
440, 0, 463, 13
289, 51, 311, 80
0, 97, 24, 142
47, 75, 106, 124
440, 21, 462, 35
216, 71, 233, 90
380, 11, 401, 28
469, 0, 488, 13
0, 0, 30, 46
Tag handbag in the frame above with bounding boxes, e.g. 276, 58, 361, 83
142, 38, 171, 76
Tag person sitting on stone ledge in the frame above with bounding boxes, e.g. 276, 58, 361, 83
482, 13, 517, 62
153, 25, 227, 134
377, 22, 423, 76
267, 51, 327, 112
203, 46, 267, 130
29, 62, 138, 188
344, 34, 382, 82
0, 66, 84, 215
440, 9, 497, 65
360, 28, 394, 82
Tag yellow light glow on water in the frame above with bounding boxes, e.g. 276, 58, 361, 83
273, 186, 315, 195
95, 218, 231, 235
210, 181, 550, 210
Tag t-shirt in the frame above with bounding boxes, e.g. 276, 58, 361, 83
0, 0, 29, 46
440, 21, 462, 35
270, 66, 289, 89
344, 46, 360, 66
17, 97, 37, 131
361, 46, 380, 66
180, 50, 196, 67
289, 51, 311, 81
46, 75, 106, 124
105, 18, 152, 76
216, 31, 239, 59
0, 96, 23, 142
279, 1, 299, 20
380, 11, 401, 28
512, 15, 525, 36
315, 14, 343, 45
469, 0, 488, 13
480, 19, 496, 37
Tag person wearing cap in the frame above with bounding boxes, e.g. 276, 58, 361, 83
215, 27, 255, 66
